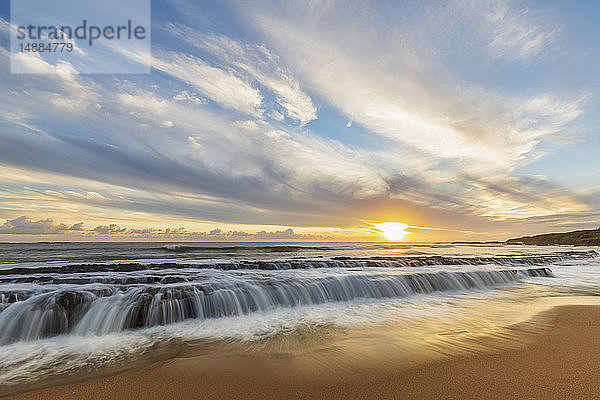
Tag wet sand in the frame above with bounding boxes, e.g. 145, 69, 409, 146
4, 304, 600, 400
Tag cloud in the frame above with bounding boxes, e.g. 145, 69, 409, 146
91, 224, 129, 234
0, 216, 80, 234
69, 222, 85, 231
240, 0, 581, 176
0, 74, 591, 232
172, 90, 206, 105
231, 120, 260, 130
151, 49, 264, 116
480, 0, 557, 62
458, 175, 591, 220
0, 216, 330, 240
165, 24, 317, 125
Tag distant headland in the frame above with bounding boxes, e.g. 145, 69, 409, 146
506, 228, 600, 246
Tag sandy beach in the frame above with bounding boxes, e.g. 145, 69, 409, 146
4, 304, 599, 400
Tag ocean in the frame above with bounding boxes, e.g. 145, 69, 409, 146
0, 242, 599, 392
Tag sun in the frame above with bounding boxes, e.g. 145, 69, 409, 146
373, 222, 409, 241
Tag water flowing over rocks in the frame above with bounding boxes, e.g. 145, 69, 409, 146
0, 265, 553, 344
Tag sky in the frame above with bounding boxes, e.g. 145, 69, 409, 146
0, 0, 599, 242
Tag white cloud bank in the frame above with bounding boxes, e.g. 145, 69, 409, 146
0, 216, 330, 240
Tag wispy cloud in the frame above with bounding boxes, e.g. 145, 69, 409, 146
480, 0, 557, 62
165, 25, 318, 125
242, 0, 581, 174
152, 49, 263, 116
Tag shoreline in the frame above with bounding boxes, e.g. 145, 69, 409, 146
4, 303, 600, 399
